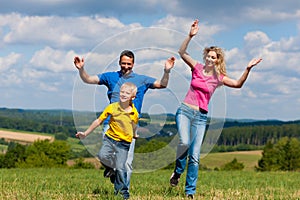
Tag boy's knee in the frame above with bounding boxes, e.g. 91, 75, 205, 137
98, 151, 107, 163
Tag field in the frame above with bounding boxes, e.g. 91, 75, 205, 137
0, 129, 54, 145
1, 130, 299, 199
201, 150, 262, 171
1, 168, 299, 200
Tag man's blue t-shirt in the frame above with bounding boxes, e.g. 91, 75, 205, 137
98, 71, 156, 114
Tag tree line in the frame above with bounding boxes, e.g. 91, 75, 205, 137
0, 140, 70, 168
1, 108, 300, 149
1, 135, 299, 171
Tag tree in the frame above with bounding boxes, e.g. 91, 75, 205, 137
257, 137, 300, 171
18, 140, 71, 168
221, 158, 244, 171
0, 143, 26, 168
71, 158, 95, 169
55, 132, 68, 140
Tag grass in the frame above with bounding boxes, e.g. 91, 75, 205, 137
201, 150, 262, 171
0, 144, 7, 153
1, 168, 299, 200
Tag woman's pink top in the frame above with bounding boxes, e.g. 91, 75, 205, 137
183, 63, 224, 112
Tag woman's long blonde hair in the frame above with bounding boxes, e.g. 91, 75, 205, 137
203, 46, 227, 76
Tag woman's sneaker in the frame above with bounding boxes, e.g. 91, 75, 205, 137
169, 172, 181, 187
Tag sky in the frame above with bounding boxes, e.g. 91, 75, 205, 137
1, 0, 300, 121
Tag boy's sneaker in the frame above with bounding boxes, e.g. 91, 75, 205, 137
169, 172, 181, 187
186, 194, 194, 199
110, 173, 116, 184
103, 168, 115, 178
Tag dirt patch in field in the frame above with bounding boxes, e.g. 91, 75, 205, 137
0, 130, 54, 144
67, 157, 102, 169
222, 150, 262, 155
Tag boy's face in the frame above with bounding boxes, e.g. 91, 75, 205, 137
119, 86, 134, 103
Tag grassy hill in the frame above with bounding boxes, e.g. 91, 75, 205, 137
201, 150, 262, 171
1, 168, 299, 199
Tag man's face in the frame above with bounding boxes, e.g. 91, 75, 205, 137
120, 55, 134, 75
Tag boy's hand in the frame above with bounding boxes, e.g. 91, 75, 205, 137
133, 134, 139, 139
76, 132, 86, 139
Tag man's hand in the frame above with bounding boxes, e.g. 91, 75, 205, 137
74, 57, 84, 70
164, 56, 176, 73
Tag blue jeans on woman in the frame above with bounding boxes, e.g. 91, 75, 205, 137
98, 135, 131, 199
174, 103, 207, 195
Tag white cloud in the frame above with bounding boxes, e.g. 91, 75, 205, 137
22, 68, 48, 79
1, 13, 140, 49
0, 52, 22, 72
0, 2, 299, 120
38, 82, 58, 92
29, 46, 76, 73
244, 8, 300, 22
0, 70, 22, 87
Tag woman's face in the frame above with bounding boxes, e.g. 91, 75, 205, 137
205, 51, 218, 67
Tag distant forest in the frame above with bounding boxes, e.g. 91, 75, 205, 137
1, 108, 300, 151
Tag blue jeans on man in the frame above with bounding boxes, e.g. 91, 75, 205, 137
174, 103, 207, 195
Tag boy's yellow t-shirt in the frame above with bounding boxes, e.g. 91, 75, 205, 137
99, 102, 139, 143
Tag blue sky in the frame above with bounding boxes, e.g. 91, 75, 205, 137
1, 0, 300, 121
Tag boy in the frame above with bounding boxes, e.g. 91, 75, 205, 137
76, 82, 139, 200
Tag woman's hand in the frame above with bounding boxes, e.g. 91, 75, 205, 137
189, 19, 199, 37
247, 58, 262, 69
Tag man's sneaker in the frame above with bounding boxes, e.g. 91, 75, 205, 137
186, 194, 194, 199
103, 168, 115, 178
169, 172, 181, 187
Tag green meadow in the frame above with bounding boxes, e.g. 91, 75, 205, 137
1, 169, 299, 200
201, 150, 262, 171
1, 150, 300, 200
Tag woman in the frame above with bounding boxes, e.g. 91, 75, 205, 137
170, 19, 262, 199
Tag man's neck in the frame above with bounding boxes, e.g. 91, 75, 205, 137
121, 70, 133, 76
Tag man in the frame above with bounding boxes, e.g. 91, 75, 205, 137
74, 50, 175, 189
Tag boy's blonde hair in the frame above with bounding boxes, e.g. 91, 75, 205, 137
121, 82, 137, 97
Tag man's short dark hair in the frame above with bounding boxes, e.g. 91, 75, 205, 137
119, 50, 135, 63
